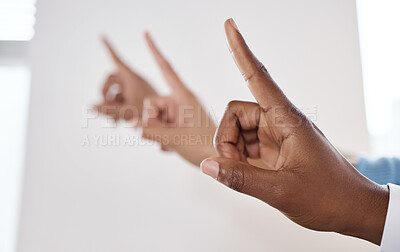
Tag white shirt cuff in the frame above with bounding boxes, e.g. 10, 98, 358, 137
381, 183, 400, 252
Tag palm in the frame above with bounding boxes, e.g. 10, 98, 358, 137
116, 66, 154, 113
257, 112, 285, 169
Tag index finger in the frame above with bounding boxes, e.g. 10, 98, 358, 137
144, 32, 186, 91
224, 19, 289, 109
102, 36, 125, 67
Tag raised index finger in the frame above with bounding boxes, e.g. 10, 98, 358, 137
144, 32, 186, 91
102, 36, 125, 67
224, 19, 289, 109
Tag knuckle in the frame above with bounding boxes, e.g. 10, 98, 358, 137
243, 64, 268, 82
226, 100, 242, 109
288, 106, 308, 124
272, 105, 312, 134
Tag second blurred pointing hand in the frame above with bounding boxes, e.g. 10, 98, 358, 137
95, 33, 216, 165
141, 33, 217, 165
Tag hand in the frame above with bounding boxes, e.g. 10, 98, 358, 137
142, 33, 217, 165
95, 37, 156, 123
200, 19, 389, 245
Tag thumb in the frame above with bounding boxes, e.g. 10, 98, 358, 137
200, 157, 278, 201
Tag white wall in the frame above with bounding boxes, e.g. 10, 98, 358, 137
0, 65, 30, 252
17, 0, 374, 251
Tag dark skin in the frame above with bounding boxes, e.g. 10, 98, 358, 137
201, 18, 389, 245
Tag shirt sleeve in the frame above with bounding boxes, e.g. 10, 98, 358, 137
356, 158, 400, 185
381, 183, 400, 252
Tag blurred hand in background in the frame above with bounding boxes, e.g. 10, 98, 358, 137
141, 33, 216, 165
94, 37, 156, 123
95, 33, 216, 165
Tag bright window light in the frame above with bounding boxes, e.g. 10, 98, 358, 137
0, 66, 31, 252
0, 0, 37, 41
356, 0, 400, 156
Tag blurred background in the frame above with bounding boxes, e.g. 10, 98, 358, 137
0, 0, 399, 251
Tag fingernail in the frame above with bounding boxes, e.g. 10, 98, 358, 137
200, 159, 219, 179
229, 18, 239, 32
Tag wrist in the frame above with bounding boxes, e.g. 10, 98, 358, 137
339, 182, 389, 245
